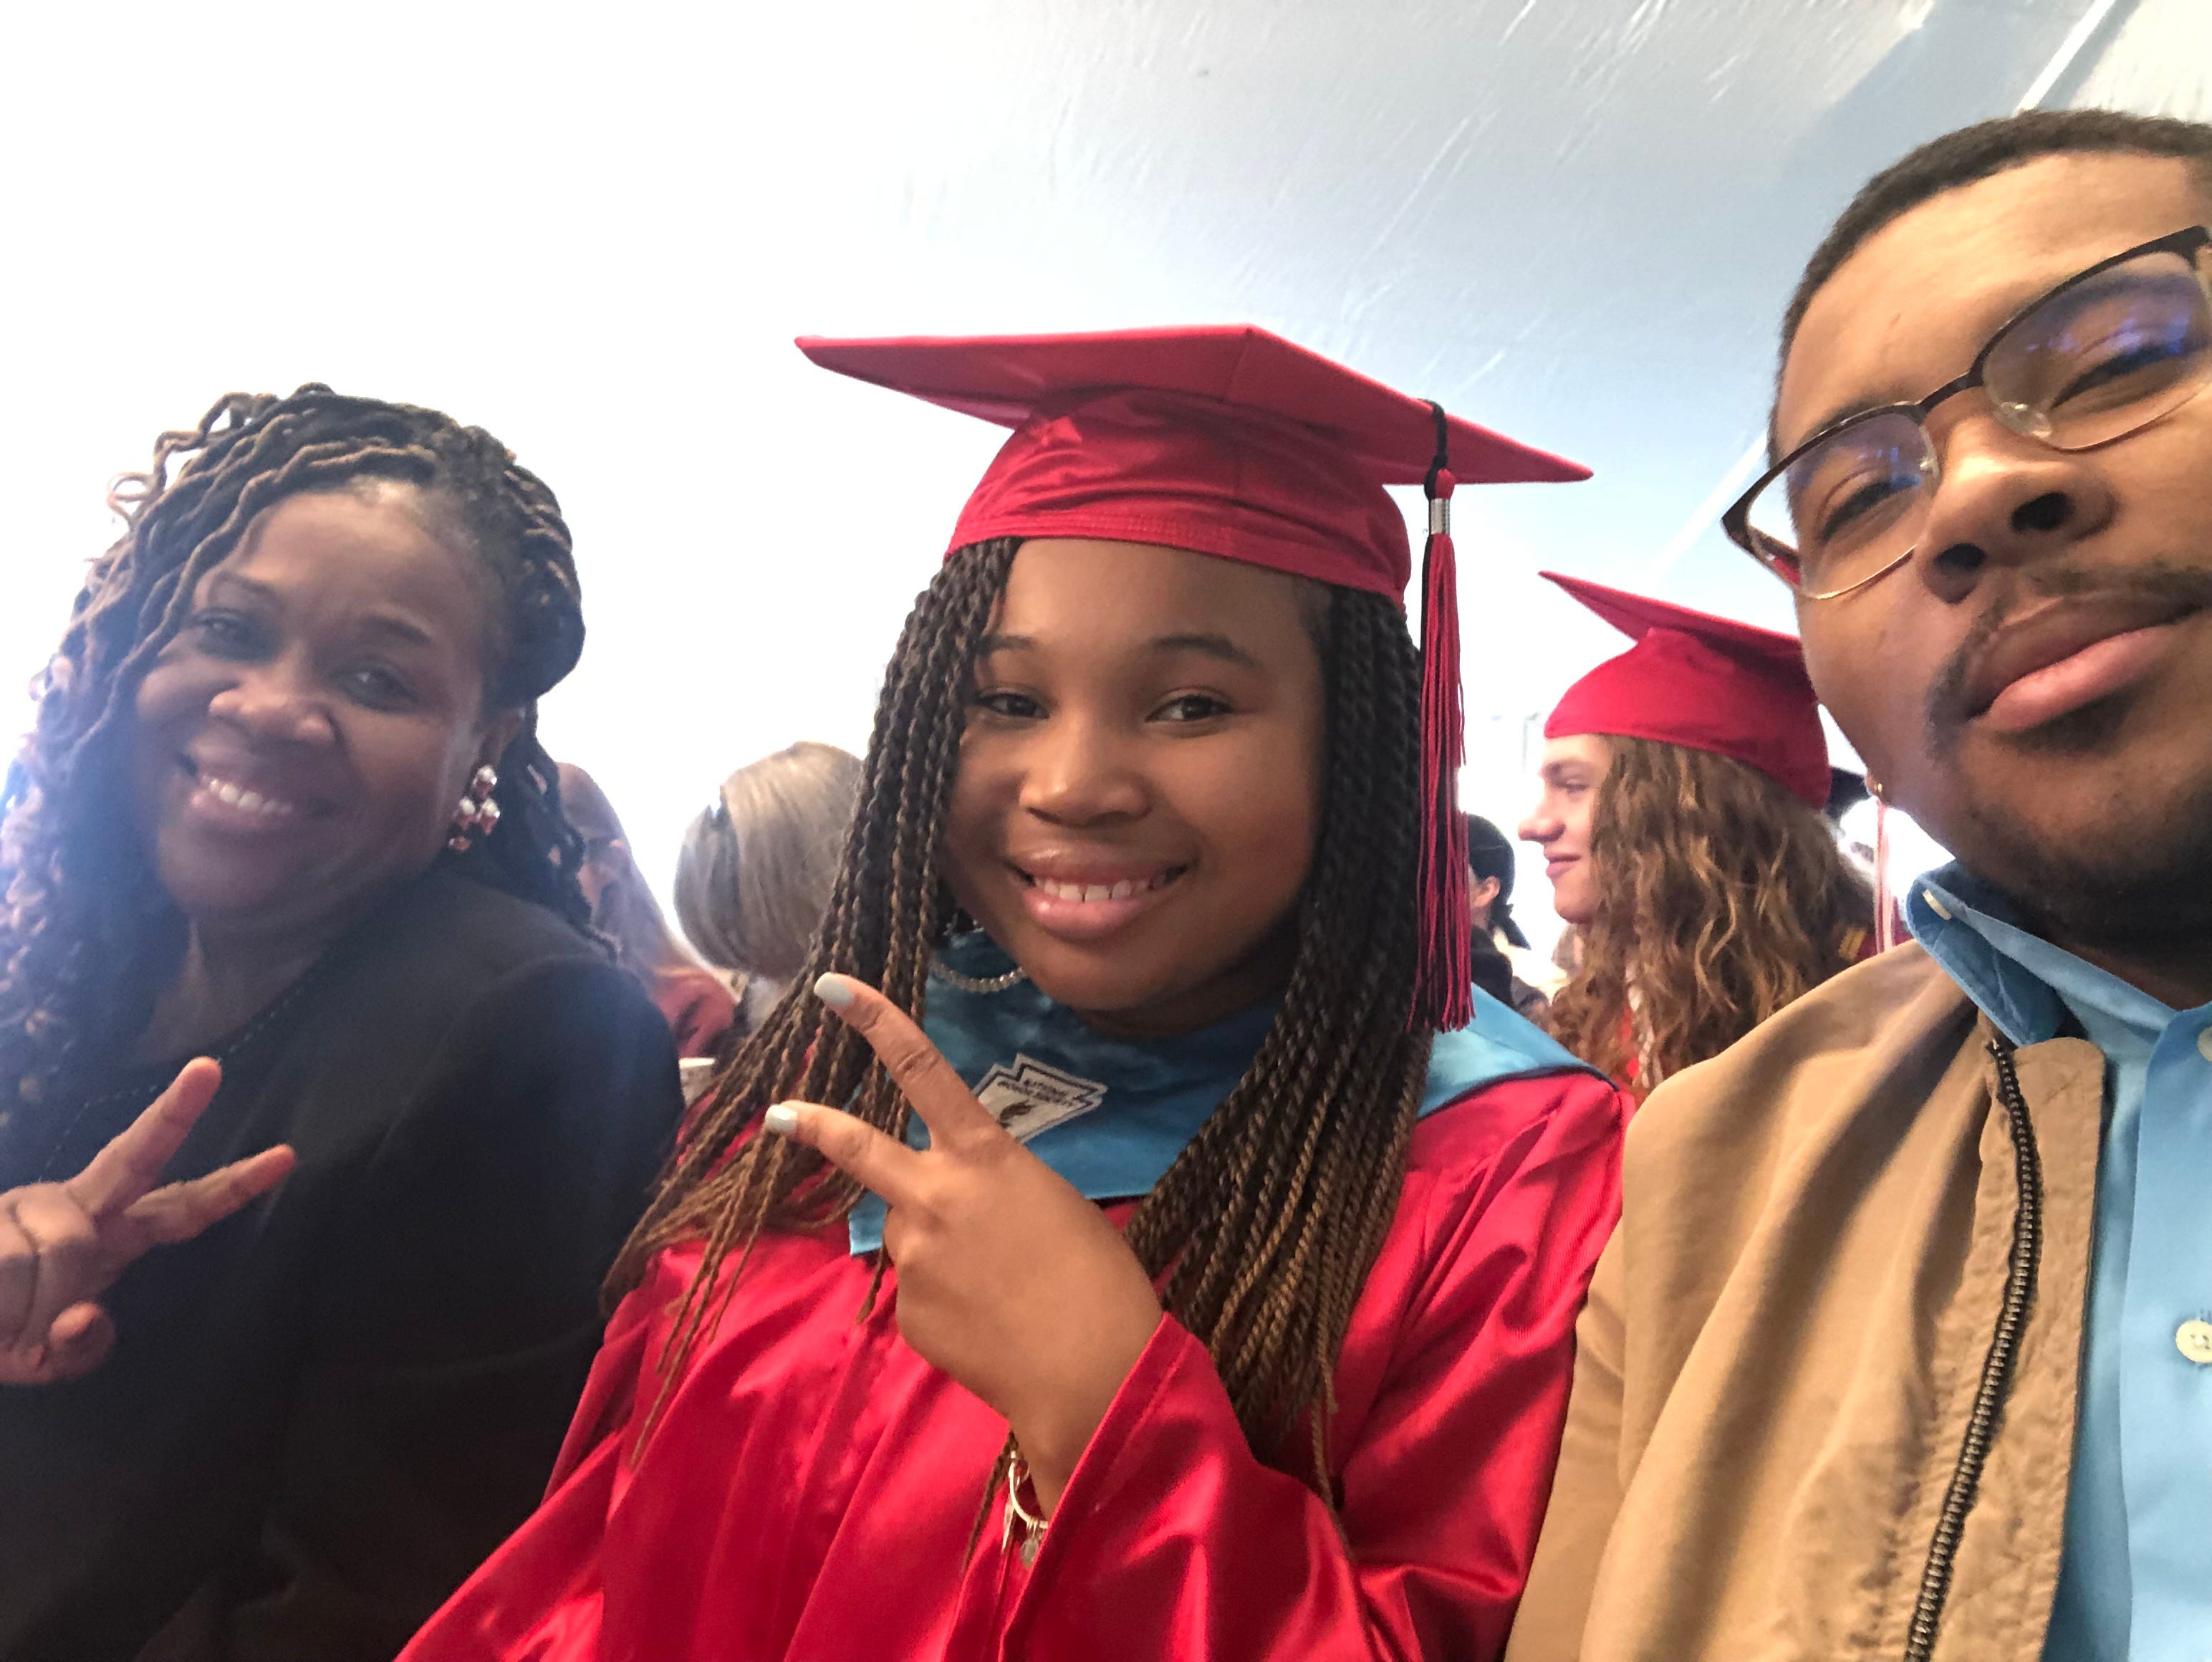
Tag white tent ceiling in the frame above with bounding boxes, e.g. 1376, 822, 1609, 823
2, 0, 2204, 926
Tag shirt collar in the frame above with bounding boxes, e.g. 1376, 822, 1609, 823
1907, 863, 2175, 1053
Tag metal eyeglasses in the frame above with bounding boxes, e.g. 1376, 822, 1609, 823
1724, 225, 2212, 601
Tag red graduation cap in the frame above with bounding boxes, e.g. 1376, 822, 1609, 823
799, 325, 1590, 1032
1541, 572, 1829, 809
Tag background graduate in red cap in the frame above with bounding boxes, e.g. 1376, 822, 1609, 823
400, 326, 1632, 1662
1518, 573, 1875, 1095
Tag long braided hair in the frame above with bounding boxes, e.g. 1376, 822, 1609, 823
0, 385, 592, 1108
615, 537, 1436, 1499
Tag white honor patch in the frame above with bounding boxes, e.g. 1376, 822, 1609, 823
971, 1055, 1110, 1142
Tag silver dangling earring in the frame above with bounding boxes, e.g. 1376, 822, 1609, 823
447, 764, 502, 852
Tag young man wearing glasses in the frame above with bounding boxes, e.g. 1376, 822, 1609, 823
1505, 110, 2212, 1662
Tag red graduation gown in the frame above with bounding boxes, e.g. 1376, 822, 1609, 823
400, 1070, 1625, 1662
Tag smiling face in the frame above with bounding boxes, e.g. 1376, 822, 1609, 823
125, 482, 519, 951
1782, 152, 2212, 952
941, 537, 1326, 1037
1519, 734, 1612, 927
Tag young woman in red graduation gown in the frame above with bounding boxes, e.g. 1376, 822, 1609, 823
402, 327, 1632, 1662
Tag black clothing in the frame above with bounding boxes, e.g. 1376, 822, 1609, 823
1505, 974, 1552, 1025
1468, 926, 1517, 1007
1471, 926, 1551, 1025
0, 866, 683, 1662
1462, 815, 1530, 948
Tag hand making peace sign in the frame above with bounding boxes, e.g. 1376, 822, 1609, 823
0, 1059, 296, 1385
765, 974, 1163, 1510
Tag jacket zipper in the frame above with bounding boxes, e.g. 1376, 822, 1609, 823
1903, 1034, 2044, 1661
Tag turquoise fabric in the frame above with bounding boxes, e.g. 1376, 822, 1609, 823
848, 932, 1597, 1254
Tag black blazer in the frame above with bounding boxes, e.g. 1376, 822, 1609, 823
0, 866, 684, 1662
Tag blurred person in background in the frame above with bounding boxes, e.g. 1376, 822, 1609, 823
672, 741, 860, 1034
1820, 764, 1889, 890
1519, 573, 1872, 1096
557, 762, 736, 1060
0, 388, 683, 1662
1466, 812, 1554, 1022
1822, 764, 1872, 827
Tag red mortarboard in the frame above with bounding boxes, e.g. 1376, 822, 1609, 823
1540, 571, 1830, 809
799, 325, 1590, 1031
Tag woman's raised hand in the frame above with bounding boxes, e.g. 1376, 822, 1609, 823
766, 974, 1163, 1509
0, 1060, 295, 1385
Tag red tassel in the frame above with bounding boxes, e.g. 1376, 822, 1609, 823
1413, 408, 1472, 1033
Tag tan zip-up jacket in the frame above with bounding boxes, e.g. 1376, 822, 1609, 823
1505, 943, 2107, 1662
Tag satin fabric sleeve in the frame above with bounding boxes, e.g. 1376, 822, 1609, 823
983, 1072, 1625, 1662
1500, 1226, 1627, 1662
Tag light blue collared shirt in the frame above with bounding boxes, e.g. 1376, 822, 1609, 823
1906, 865, 2212, 1661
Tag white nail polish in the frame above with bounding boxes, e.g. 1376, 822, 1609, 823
764, 1104, 799, 1137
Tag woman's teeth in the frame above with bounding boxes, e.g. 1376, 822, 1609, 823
1030, 870, 1178, 903
201, 775, 299, 820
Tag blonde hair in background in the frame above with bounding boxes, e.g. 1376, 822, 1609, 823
675, 742, 863, 986
1548, 736, 1872, 1094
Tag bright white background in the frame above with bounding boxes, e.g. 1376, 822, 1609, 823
2, 0, 2203, 956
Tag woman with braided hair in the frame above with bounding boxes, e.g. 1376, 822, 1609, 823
0, 388, 683, 1660
405, 328, 1630, 1662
